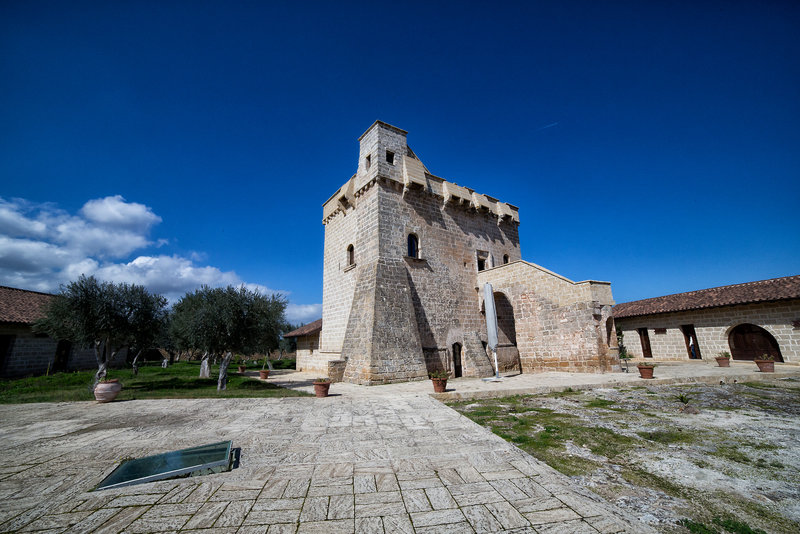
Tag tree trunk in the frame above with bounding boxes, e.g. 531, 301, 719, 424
131, 349, 144, 376
93, 339, 108, 390
199, 351, 210, 378
218, 351, 233, 391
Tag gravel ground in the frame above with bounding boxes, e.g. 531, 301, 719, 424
453, 377, 800, 533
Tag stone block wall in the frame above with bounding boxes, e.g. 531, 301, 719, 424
615, 300, 800, 363
478, 261, 618, 373
0, 324, 96, 378
294, 332, 324, 374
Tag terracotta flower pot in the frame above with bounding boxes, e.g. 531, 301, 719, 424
238, 365, 247, 373
94, 379, 122, 403
432, 378, 448, 393
259, 369, 270, 379
754, 360, 774, 373
637, 365, 655, 379
715, 357, 730, 367
313, 381, 331, 397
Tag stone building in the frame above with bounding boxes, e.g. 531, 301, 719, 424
614, 275, 800, 363
284, 319, 322, 370
0, 286, 95, 378
313, 121, 617, 384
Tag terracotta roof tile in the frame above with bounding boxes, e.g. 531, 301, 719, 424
613, 275, 800, 319
0, 286, 55, 324
284, 318, 322, 338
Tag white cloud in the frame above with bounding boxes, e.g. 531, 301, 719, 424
285, 303, 322, 324
0, 196, 304, 313
80, 195, 161, 231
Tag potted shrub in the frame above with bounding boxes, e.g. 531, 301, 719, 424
259, 355, 270, 379
313, 377, 332, 397
94, 378, 122, 403
715, 351, 731, 367
430, 370, 449, 393
637, 362, 656, 379
754, 354, 775, 373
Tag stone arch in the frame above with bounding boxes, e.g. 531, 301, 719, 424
481, 290, 522, 373
728, 323, 784, 362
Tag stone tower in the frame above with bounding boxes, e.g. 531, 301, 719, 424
315, 121, 618, 385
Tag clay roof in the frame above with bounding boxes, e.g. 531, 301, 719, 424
613, 275, 800, 319
0, 286, 55, 325
283, 318, 322, 338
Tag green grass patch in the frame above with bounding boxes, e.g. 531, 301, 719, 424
452, 397, 636, 477
584, 398, 616, 408
710, 446, 751, 464
0, 361, 310, 403
713, 516, 767, 534
679, 518, 719, 534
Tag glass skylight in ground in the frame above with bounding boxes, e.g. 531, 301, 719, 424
96, 441, 233, 491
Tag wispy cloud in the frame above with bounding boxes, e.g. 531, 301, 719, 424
536, 122, 559, 130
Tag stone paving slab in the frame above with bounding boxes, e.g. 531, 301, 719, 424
0, 392, 656, 533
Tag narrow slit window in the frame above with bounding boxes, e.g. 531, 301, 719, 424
503, 254, 509, 264
407, 234, 419, 258
365, 154, 371, 170
346, 244, 354, 266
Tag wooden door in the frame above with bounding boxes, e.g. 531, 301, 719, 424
452, 343, 462, 378
680, 325, 702, 359
729, 324, 783, 361
637, 328, 653, 358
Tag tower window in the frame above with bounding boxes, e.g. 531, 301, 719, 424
386, 150, 395, 165
407, 234, 419, 258
503, 254, 509, 264
477, 251, 489, 271
365, 154, 371, 170
347, 244, 354, 266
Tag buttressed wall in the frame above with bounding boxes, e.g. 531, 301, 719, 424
321, 121, 617, 385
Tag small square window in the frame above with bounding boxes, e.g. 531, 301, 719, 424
386, 150, 395, 165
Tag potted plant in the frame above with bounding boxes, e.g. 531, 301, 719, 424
715, 351, 731, 367
313, 377, 331, 397
754, 354, 775, 373
430, 370, 449, 393
94, 378, 122, 403
637, 362, 656, 379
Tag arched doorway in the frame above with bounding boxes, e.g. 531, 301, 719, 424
452, 342, 463, 378
493, 292, 521, 373
728, 324, 783, 362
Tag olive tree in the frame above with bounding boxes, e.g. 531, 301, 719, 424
170, 285, 287, 390
34, 275, 167, 389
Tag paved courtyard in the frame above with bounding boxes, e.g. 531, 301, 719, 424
1, 362, 797, 533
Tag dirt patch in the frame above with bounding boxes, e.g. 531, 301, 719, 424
448, 378, 800, 533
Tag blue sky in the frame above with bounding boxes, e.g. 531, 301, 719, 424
2, 1, 798, 324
